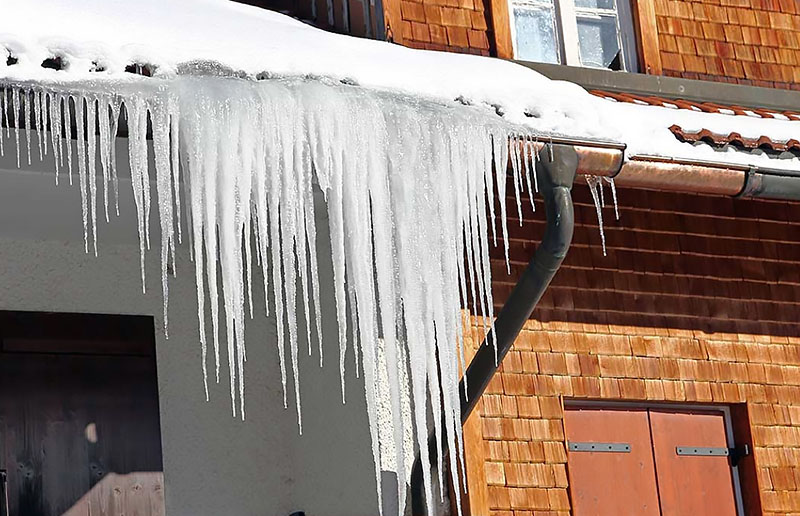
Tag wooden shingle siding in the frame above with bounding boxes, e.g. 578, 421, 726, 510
383, 0, 798, 87
652, 0, 800, 88
391, 0, 493, 54
461, 184, 800, 515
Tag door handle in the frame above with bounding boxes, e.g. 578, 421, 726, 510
0, 469, 8, 516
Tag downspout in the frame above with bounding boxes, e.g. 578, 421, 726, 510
409, 143, 578, 515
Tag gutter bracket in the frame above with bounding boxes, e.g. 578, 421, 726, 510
736, 167, 761, 198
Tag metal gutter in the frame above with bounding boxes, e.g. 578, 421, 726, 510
538, 144, 800, 201
739, 169, 800, 200
410, 143, 578, 515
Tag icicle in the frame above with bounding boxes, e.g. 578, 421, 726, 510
97, 96, 112, 222
40, 90, 48, 157
33, 88, 43, 161
126, 94, 151, 291
109, 99, 121, 216
47, 92, 61, 183
0, 87, 8, 142
74, 95, 90, 253
492, 131, 511, 274
0, 88, 5, 157
523, 138, 535, 212
150, 93, 176, 338
64, 95, 74, 185
509, 134, 523, 224
85, 96, 99, 255
23, 88, 32, 165
11, 87, 21, 168
605, 176, 620, 220
586, 175, 607, 256
7, 75, 546, 516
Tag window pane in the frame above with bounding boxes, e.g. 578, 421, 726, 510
513, 4, 560, 64
575, 0, 616, 10
576, 14, 621, 68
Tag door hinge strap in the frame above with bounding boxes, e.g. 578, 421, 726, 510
569, 441, 631, 453
676, 444, 750, 465
676, 446, 729, 456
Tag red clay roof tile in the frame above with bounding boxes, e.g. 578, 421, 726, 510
590, 89, 800, 152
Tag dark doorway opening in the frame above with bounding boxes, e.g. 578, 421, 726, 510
0, 311, 164, 516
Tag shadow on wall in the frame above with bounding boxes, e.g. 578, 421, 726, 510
491, 183, 800, 336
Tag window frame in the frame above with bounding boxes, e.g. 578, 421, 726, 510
564, 399, 749, 515
508, 0, 640, 72
508, 0, 564, 65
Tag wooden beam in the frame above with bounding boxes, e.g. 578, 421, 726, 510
488, 0, 514, 59
460, 403, 490, 516
382, 0, 404, 44
631, 0, 662, 75
455, 317, 490, 516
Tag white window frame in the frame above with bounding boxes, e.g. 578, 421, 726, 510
508, 0, 564, 66
509, 0, 639, 72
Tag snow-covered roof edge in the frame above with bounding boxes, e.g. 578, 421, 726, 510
2, 0, 798, 171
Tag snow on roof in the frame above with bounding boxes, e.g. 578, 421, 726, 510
2, 0, 798, 171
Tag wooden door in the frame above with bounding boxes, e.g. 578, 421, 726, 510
565, 406, 661, 516
649, 409, 738, 516
0, 312, 165, 516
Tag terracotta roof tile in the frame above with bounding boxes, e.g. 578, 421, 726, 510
670, 125, 800, 153
589, 89, 800, 120
590, 89, 800, 152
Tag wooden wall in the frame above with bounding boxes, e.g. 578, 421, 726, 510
386, 0, 493, 55
382, 0, 800, 88
460, 184, 800, 515
235, 0, 384, 38
652, 0, 800, 89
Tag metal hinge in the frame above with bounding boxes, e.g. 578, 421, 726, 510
676, 445, 750, 466
569, 441, 631, 453
676, 446, 729, 456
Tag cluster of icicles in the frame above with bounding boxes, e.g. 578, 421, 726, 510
0, 76, 614, 516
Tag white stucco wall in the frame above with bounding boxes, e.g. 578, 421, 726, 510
0, 134, 387, 516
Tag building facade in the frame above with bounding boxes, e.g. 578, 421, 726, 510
0, 1, 797, 515
341, 0, 800, 514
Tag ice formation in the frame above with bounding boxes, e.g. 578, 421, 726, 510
0, 76, 540, 516
585, 175, 620, 256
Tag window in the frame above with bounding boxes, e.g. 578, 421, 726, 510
564, 403, 751, 515
510, 0, 638, 71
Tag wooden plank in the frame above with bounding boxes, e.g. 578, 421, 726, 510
383, 0, 404, 43
630, 0, 662, 74
488, 0, 514, 59
564, 406, 662, 515
348, 0, 367, 37
729, 404, 763, 516
649, 409, 738, 516
460, 404, 490, 516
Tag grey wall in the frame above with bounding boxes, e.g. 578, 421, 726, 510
0, 133, 383, 516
